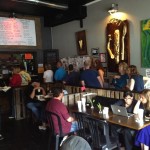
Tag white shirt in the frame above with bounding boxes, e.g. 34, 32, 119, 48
43, 70, 53, 83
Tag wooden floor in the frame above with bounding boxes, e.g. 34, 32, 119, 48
0, 116, 50, 150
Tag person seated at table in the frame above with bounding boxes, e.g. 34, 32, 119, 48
126, 65, 144, 92
25, 80, 46, 130
134, 89, 150, 150
80, 60, 103, 88
112, 62, 129, 90
111, 90, 143, 150
43, 64, 53, 83
63, 64, 80, 86
19, 64, 31, 86
46, 86, 78, 134
9, 66, 22, 87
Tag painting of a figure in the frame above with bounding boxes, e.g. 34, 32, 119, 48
106, 19, 130, 72
141, 19, 150, 68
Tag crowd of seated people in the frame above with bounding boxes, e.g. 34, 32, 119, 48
2, 59, 150, 150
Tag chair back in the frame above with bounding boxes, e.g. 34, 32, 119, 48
73, 112, 89, 138
85, 116, 118, 150
46, 111, 63, 136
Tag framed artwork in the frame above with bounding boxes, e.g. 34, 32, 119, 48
99, 53, 106, 63
75, 30, 87, 55
103, 67, 107, 77
91, 48, 99, 56
106, 19, 130, 72
141, 19, 150, 67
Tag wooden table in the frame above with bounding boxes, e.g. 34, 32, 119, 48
68, 105, 150, 130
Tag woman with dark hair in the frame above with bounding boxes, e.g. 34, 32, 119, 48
63, 64, 80, 86
127, 65, 144, 92
111, 90, 143, 150
94, 59, 104, 87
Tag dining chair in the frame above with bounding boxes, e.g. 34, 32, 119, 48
73, 112, 91, 142
46, 111, 72, 150
85, 116, 120, 150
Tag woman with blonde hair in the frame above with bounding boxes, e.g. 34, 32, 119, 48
112, 61, 129, 89
134, 89, 150, 150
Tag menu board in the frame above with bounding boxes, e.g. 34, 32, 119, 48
0, 17, 36, 46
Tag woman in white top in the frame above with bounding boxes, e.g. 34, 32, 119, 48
43, 64, 53, 83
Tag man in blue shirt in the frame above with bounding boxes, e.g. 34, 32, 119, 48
54, 61, 66, 81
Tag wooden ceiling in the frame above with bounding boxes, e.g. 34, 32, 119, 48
0, 0, 98, 27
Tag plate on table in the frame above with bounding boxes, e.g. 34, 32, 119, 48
38, 98, 45, 101
44, 95, 52, 99
36, 95, 45, 101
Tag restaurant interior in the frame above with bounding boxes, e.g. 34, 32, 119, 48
0, 0, 150, 150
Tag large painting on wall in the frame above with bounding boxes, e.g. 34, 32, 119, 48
106, 19, 130, 72
141, 19, 150, 68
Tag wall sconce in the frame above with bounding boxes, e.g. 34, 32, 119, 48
9, 12, 17, 18
108, 4, 118, 15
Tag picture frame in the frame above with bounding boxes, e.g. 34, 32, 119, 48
75, 30, 87, 55
91, 48, 99, 56
103, 67, 107, 77
106, 20, 130, 72
99, 53, 106, 63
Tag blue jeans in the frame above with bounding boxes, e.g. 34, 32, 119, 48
70, 121, 78, 132
27, 102, 44, 121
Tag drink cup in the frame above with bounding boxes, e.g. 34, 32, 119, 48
138, 109, 144, 121
81, 98, 86, 107
77, 101, 82, 112
103, 107, 109, 119
103, 107, 109, 115
81, 98, 86, 112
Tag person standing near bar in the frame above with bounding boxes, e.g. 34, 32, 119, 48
9, 66, 22, 87
54, 61, 66, 82
19, 65, 31, 85
43, 64, 53, 83
9, 66, 22, 119
80, 60, 102, 88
